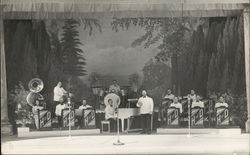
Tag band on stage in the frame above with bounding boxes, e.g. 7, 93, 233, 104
27, 78, 231, 132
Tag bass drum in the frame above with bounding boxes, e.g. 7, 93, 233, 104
104, 93, 120, 108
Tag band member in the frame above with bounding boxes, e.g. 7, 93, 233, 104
32, 100, 44, 129
137, 90, 154, 134
120, 89, 127, 108
76, 100, 92, 128
191, 95, 204, 108
55, 99, 66, 128
105, 99, 117, 131
164, 89, 175, 100
79, 100, 92, 110
32, 100, 44, 114
169, 97, 183, 113
215, 96, 229, 109
188, 89, 197, 102
53, 82, 67, 117
109, 80, 120, 94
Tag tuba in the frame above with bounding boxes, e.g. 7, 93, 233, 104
26, 78, 45, 107
28, 78, 44, 93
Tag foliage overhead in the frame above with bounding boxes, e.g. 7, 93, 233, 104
111, 17, 192, 61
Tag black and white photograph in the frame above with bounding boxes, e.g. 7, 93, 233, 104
1, 0, 250, 154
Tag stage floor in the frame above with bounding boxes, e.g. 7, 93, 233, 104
2, 133, 249, 154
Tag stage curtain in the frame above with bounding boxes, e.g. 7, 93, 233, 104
1, 0, 248, 19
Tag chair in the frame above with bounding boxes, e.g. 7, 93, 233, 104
101, 120, 110, 133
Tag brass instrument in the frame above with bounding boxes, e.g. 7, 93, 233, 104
28, 78, 44, 93
26, 78, 45, 107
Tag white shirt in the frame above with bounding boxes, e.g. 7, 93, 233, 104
53, 86, 66, 101
192, 101, 204, 108
79, 105, 92, 110
136, 96, 154, 114
170, 102, 183, 113
164, 94, 175, 100
55, 104, 66, 116
105, 105, 116, 120
188, 94, 197, 101
32, 106, 44, 114
215, 102, 228, 108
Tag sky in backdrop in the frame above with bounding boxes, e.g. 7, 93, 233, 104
76, 16, 161, 81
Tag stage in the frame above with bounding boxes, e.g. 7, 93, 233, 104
2, 133, 249, 154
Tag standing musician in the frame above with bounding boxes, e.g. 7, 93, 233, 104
53, 82, 67, 117
109, 80, 121, 94
137, 90, 154, 134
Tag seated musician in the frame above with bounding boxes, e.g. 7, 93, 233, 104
55, 99, 66, 128
164, 89, 175, 101
158, 89, 175, 121
188, 89, 197, 102
77, 100, 92, 129
215, 96, 228, 109
32, 100, 44, 129
109, 80, 121, 94
105, 99, 117, 131
79, 100, 92, 110
32, 100, 44, 114
169, 97, 183, 114
191, 95, 204, 108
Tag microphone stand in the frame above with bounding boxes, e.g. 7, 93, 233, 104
187, 99, 192, 138
67, 96, 72, 139
113, 108, 124, 145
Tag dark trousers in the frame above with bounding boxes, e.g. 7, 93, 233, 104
57, 116, 63, 127
141, 114, 152, 133
77, 116, 83, 128
108, 118, 117, 132
52, 101, 60, 118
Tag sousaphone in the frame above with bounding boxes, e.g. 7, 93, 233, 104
26, 78, 44, 106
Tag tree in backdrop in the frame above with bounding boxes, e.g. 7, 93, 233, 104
141, 59, 171, 106
89, 72, 102, 86
111, 17, 195, 95
60, 19, 102, 102
129, 72, 140, 85
61, 19, 87, 79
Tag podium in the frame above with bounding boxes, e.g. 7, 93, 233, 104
34, 109, 52, 129
167, 107, 179, 127
191, 107, 204, 127
216, 106, 229, 126
62, 108, 75, 127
